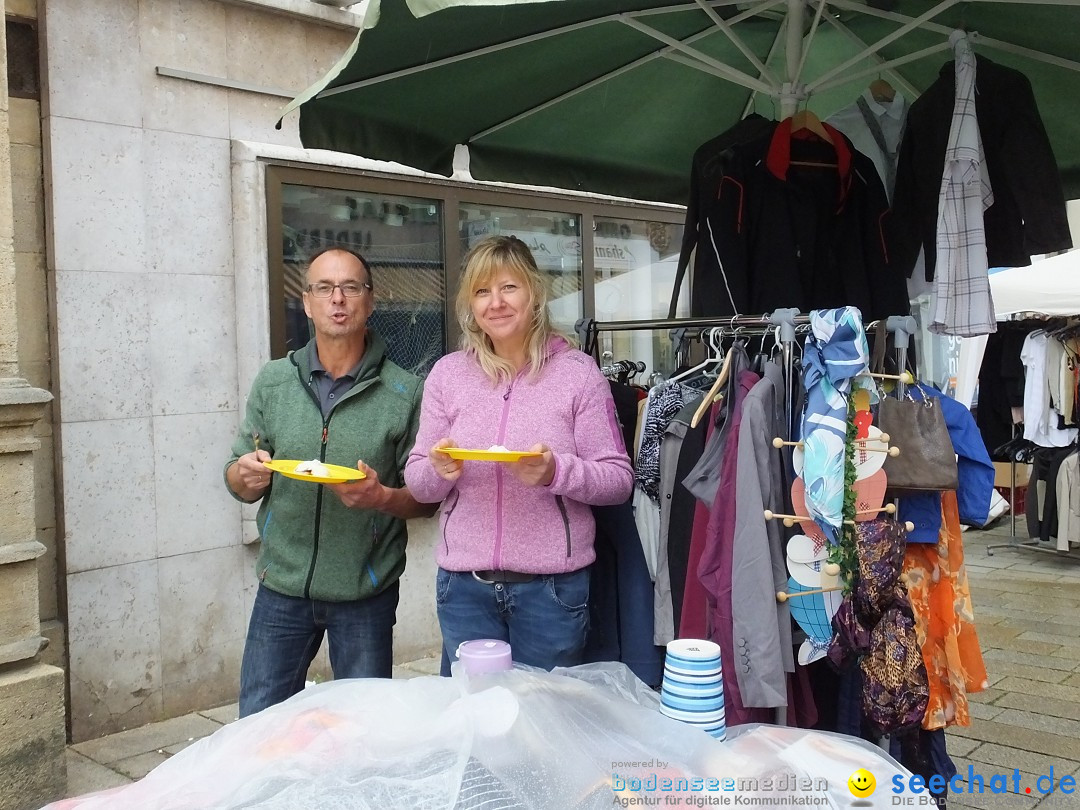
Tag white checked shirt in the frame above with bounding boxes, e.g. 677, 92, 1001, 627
930, 30, 997, 337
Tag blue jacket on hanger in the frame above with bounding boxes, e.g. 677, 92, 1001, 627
898, 385, 995, 542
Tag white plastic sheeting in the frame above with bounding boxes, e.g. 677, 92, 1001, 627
44, 663, 910, 810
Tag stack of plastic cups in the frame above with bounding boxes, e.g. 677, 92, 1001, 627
659, 639, 726, 740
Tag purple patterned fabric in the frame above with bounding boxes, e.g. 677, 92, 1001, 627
861, 607, 929, 735
828, 519, 929, 734
853, 519, 908, 618
829, 598, 872, 666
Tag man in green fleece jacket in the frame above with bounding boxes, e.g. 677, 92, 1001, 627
225, 246, 436, 717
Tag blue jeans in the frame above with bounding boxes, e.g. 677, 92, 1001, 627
435, 567, 589, 675
239, 581, 399, 717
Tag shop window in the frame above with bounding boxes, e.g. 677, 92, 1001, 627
281, 184, 446, 376
593, 216, 686, 380
269, 165, 687, 380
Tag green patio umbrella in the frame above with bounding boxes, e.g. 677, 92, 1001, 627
286, 0, 1080, 204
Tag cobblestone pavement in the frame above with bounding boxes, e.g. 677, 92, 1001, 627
946, 523, 1080, 809
61, 522, 1080, 808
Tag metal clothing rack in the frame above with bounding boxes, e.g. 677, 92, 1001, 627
579, 310, 807, 436
581, 311, 806, 728
981, 318, 1080, 561
884, 315, 918, 399
986, 430, 1080, 561
580, 311, 918, 436
582, 309, 915, 730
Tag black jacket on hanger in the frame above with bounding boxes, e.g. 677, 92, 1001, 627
669, 114, 777, 318
892, 56, 1072, 281
976, 328, 1028, 459
690, 120, 908, 319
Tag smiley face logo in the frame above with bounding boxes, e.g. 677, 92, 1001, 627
848, 769, 876, 798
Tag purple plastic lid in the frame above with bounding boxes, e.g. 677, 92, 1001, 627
456, 639, 513, 675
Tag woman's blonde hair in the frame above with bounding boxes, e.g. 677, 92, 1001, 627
456, 235, 570, 383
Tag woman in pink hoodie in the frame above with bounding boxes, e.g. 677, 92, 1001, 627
404, 235, 634, 672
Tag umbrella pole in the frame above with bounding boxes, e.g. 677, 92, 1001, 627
780, 0, 805, 119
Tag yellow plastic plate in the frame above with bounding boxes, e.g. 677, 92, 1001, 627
440, 448, 542, 462
264, 459, 366, 484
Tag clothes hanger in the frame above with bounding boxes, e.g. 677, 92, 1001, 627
576, 317, 600, 359
670, 327, 692, 370
770, 330, 784, 360
869, 76, 896, 103
699, 328, 723, 380
791, 323, 810, 361
750, 329, 771, 375
707, 326, 726, 366
687, 324, 744, 428
788, 108, 837, 169
789, 109, 833, 146
690, 345, 736, 429
1047, 317, 1080, 339
666, 327, 726, 384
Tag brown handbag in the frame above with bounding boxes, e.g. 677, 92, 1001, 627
878, 390, 959, 493
869, 320, 958, 494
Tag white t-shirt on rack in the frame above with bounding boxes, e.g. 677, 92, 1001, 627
1021, 331, 1077, 447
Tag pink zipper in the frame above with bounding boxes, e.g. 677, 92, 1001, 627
491, 372, 522, 570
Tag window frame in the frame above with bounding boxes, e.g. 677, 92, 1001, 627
265, 162, 686, 360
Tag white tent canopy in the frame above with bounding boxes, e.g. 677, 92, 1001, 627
954, 250, 1080, 408
990, 249, 1080, 318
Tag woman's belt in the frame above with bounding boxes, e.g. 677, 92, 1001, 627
471, 570, 537, 584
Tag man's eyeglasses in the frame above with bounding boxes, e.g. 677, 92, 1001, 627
305, 282, 372, 298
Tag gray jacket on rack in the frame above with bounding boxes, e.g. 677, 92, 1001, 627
732, 359, 795, 708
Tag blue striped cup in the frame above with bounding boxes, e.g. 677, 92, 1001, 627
659, 639, 725, 740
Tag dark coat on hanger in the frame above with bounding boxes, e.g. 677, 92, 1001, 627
690, 120, 908, 319
669, 114, 777, 318
891, 55, 1072, 281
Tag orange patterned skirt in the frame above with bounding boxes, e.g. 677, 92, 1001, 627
902, 491, 989, 729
